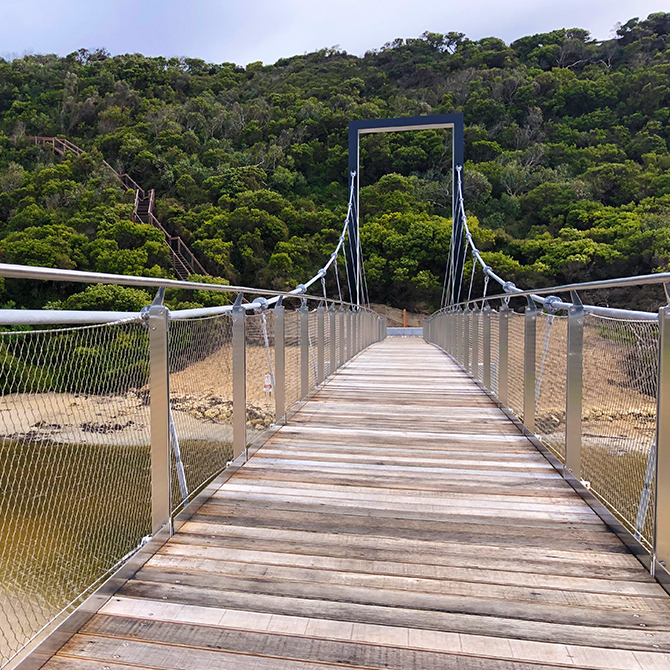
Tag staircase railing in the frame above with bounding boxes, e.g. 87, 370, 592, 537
27, 137, 202, 278
424, 272, 670, 590
0, 261, 386, 670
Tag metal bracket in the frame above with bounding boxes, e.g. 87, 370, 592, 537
152, 287, 166, 305
544, 295, 562, 314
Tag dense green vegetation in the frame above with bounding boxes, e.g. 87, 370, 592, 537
1, 12, 670, 310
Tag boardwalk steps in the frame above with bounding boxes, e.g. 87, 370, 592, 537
25, 136, 207, 280
41, 338, 670, 669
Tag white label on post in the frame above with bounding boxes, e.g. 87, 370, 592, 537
264, 374, 273, 393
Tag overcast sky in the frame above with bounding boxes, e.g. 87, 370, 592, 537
0, 0, 666, 66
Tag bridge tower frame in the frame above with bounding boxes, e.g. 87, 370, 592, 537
347, 113, 464, 307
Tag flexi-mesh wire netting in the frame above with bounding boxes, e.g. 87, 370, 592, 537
507, 312, 525, 421
324, 310, 332, 377
284, 311, 301, 411
308, 311, 318, 393
475, 312, 484, 383
581, 314, 658, 547
534, 314, 567, 463
0, 320, 152, 668
245, 313, 276, 437
490, 311, 500, 397
334, 311, 341, 369
167, 314, 234, 514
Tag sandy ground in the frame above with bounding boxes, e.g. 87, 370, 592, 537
370, 303, 425, 328
0, 346, 278, 446
503, 315, 656, 454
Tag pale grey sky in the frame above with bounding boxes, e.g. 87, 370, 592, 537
0, 0, 666, 65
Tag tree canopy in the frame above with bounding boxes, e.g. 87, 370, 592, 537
1, 12, 670, 310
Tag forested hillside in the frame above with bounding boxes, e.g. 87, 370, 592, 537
0, 12, 669, 310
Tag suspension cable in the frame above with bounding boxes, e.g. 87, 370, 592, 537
466, 248, 477, 305
334, 257, 343, 303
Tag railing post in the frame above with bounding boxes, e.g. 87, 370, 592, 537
232, 297, 247, 458
330, 305, 337, 374
300, 300, 309, 398
657, 305, 670, 574
351, 310, 358, 357
148, 303, 170, 535
463, 309, 471, 372
274, 303, 285, 422
337, 305, 347, 368
483, 305, 491, 389
472, 308, 480, 380
317, 304, 325, 384
447, 313, 452, 355
524, 299, 537, 432
565, 294, 584, 477
499, 304, 509, 406
455, 312, 461, 362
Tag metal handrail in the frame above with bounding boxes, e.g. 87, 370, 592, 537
0, 263, 375, 326
437, 271, 670, 321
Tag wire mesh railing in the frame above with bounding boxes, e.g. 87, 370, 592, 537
507, 312, 525, 422
246, 312, 276, 435
424, 284, 670, 564
0, 319, 152, 667
168, 313, 234, 514
534, 314, 567, 462
284, 310, 301, 412
490, 311, 499, 397
0, 264, 386, 670
581, 314, 658, 544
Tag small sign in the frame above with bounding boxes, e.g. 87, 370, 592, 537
264, 374, 273, 393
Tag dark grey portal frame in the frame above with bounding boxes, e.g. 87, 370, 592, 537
347, 113, 464, 307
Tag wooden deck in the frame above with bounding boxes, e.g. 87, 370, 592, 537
46, 337, 670, 670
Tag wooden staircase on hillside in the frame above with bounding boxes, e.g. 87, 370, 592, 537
27, 136, 208, 280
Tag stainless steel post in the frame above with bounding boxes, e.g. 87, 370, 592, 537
339, 308, 345, 366
523, 301, 537, 432
472, 309, 480, 379
453, 312, 459, 361
300, 301, 309, 398
232, 299, 247, 459
657, 306, 670, 574
565, 296, 584, 476
148, 304, 170, 535
274, 303, 285, 421
499, 305, 509, 406
330, 305, 337, 374
463, 310, 470, 371
483, 305, 491, 389
317, 305, 325, 384
351, 311, 358, 357
447, 313, 452, 354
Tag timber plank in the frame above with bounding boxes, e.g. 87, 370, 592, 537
118, 580, 670, 652
145, 554, 670, 613
155, 543, 666, 596
128, 565, 670, 630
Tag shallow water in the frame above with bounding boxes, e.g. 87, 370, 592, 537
0, 436, 232, 666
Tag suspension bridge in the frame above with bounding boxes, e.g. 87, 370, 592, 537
2, 115, 670, 669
